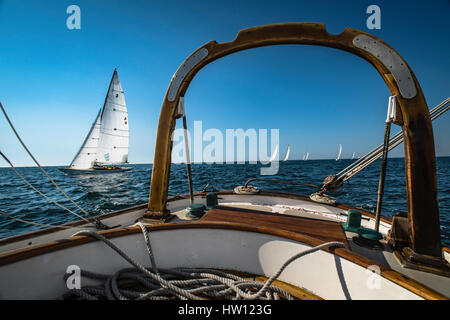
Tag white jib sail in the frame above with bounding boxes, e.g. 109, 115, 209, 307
283, 145, 290, 162
305, 152, 309, 161
336, 144, 342, 161
97, 69, 129, 165
69, 108, 102, 170
269, 144, 279, 162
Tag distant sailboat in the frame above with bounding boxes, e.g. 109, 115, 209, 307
269, 144, 279, 162
352, 152, 356, 160
336, 144, 342, 161
304, 152, 309, 161
60, 69, 131, 174
283, 145, 290, 162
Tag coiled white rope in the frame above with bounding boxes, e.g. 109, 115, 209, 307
62, 224, 345, 300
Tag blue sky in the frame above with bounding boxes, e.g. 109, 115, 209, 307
0, 0, 449, 166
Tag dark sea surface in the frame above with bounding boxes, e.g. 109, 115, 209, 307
0, 157, 449, 246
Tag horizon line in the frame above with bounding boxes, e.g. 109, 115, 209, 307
2, 155, 450, 169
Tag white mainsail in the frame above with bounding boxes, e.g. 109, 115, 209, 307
269, 144, 279, 162
283, 145, 290, 162
352, 152, 356, 160
69, 109, 102, 170
304, 152, 309, 161
68, 69, 129, 170
96, 69, 129, 165
336, 144, 342, 161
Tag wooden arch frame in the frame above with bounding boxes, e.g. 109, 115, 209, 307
147, 23, 442, 259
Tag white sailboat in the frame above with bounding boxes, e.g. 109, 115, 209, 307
60, 69, 131, 174
352, 152, 356, 160
336, 144, 342, 161
269, 144, 279, 162
283, 145, 290, 162
304, 152, 309, 161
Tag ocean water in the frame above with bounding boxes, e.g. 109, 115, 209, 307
0, 157, 449, 246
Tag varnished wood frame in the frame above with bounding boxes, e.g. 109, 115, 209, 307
0, 221, 447, 300
147, 23, 441, 258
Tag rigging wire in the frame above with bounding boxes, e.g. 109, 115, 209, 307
0, 102, 94, 219
0, 151, 95, 225
331, 97, 450, 186
339, 100, 450, 182
374, 95, 396, 231
0, 102, 108, 229
0, 210, 94, 231
179, 97, 194, 205
336, 97, 450, 179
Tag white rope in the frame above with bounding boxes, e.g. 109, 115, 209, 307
62, 225, 345, 300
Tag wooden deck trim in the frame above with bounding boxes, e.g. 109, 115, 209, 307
250, 276, 323, 300
0, 220, 447, 300
202, 205, 351, 249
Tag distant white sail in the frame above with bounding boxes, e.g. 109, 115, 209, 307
97, 69, 129, 164
69, 109, 102, 170
283, 145, 290, 162
305, 152, 309, 161
269, 144, 279, 162
352, 152, 356, 160
336, 144, 342, 161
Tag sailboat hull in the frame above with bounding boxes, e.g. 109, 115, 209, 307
59, 167, 132, 175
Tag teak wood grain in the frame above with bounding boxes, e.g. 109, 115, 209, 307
200, 205, 350, 249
